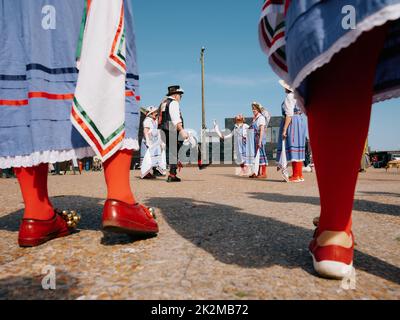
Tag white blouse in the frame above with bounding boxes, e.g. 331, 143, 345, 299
254, 114, 266, 128
143, 117, 157, 130
283, 92, 297, 117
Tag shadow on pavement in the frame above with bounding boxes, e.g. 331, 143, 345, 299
148, 197, 400, 285
356, 191, 400, 198
248, 192, 400, 217
0, 272, 80, 299
215, 173, 285, 183
1, 195, 398, 285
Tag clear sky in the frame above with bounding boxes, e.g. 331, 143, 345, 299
132, 0, 400, 151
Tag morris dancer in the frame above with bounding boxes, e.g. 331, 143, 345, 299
140, 106, 166, 179
214, 115, 249, 176
159, 85, 189, 183
259, 0, 400, 278
248, 102, 270, 179
0, 0, 158, 247
276, 80, 307, 183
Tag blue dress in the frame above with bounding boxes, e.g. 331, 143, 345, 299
0, 0, 140, 168
259, 0, 400, 104
231, 124, 249, 165
246, 115, 268, 166
276, 102, 308, 163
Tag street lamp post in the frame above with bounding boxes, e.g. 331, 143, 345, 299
200, 47, 206, 130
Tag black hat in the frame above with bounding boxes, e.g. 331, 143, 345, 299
167, 85, 184, 96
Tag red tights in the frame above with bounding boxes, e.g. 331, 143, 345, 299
306, 24, 388, 234
14, 149, 135, 220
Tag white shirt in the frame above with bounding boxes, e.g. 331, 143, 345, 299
143, 117, 157, 130
168, 96, 182, 127
254, 114, 266, 128
142, 117, 161, 147
283, 92, 297, 117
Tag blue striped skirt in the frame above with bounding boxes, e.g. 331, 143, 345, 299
277, 114, 307, 162
0, 0, 140, 168
285, 0, 400, 103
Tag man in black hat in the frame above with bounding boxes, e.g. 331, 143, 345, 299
159, 85, 189, 182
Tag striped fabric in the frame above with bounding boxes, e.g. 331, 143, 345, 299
259, 0, 400, 105
0, 0, 141, 168
258, 0, 291, 82
71, 0, 128, 161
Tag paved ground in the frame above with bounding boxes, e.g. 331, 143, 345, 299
0, 166, 399, 300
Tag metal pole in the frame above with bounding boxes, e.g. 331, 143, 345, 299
200, 47, 206, 130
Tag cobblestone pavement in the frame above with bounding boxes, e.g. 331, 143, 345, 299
0, 166, 399, 300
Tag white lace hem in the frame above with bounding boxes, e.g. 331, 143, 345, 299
0, 138, 139, 169
373, 87, 400, 104
292, 3, 400, 107
121, 138, 139, 151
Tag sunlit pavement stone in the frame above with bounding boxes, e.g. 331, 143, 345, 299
0, 167, 399, 299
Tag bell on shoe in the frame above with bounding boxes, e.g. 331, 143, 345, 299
102, 199, 159, 236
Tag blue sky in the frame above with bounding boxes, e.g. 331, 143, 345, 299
132, 0, 399, 151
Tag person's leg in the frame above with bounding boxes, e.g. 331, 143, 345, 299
103, 149, 136, 205
239, 163, 246, 175
289, 161, 300, 182
164, 129, 179, 178
307, 24, 389, 241
291, 162, 297, 178
14, 164, 55, 220
260, 164, 267, 178
169, 164, 178, 176
15, 163, 75, 247
297, 161, 303, 180
102, 149, 159, 235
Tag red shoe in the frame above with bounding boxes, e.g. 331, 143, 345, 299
18, 211, 76, 247
309, 229, 354, 279
102, 199, 159, 236
289, 176, 301, 182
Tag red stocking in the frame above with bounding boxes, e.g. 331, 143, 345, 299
103, 149, 136, 205
14, 163, 54, 220
291, 162, 297, 178
306, 25, 389, 234
297, 162, 303, 178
